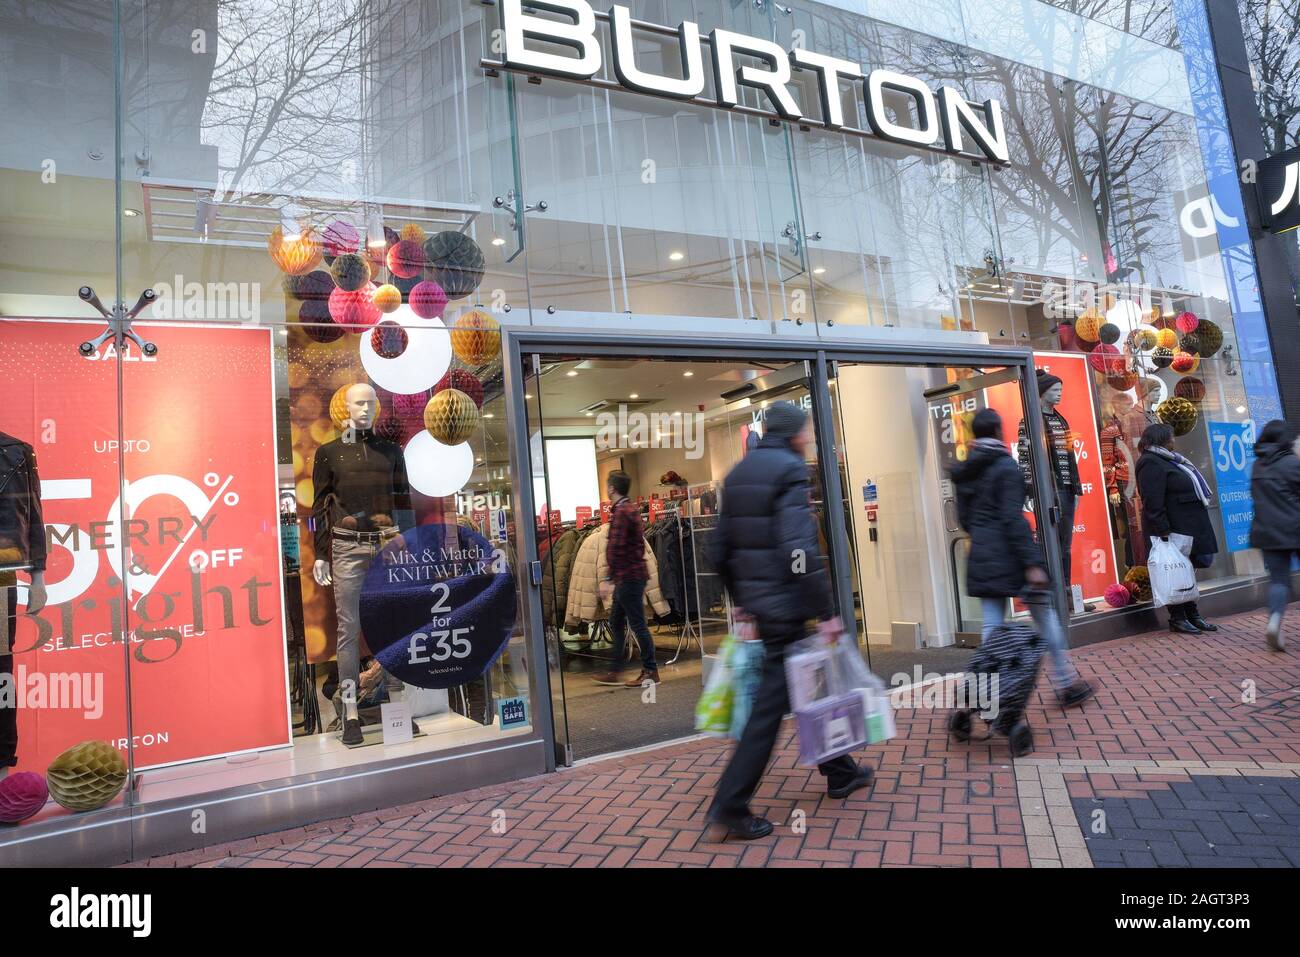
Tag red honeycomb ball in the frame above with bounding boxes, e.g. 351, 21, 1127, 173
386, 239, 425, 280
435, 368, 484, 408
297, 299, 343, 343
1175, 311, 1200, 335
409, 280, 448, 320
329, 284, 380, 329
1104, 583, 1132, 608
322, 220, 360, 258
1088, 343, 1124, 376
0, 771, 48, 823
370, 319, 409, 359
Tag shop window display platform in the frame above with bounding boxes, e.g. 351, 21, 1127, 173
132, 606, 1300, 869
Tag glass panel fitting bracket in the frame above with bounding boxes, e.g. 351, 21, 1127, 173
493, 190, 547, 231
76, 285, 159, 358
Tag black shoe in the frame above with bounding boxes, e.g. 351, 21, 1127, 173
827, 766, 875, 799
948, 709, 973, 743
1008, 720, 1034, 757
1187, 616, 1218, 632
1169, 619, 1202, 635
1058, 680, 1094, 709
708, 814, 774, 841
341, 718, 364, 746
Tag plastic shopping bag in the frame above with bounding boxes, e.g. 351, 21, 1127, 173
695, 630, 765, 738
695, 633, 737, 735
727, 638, 765, 739
785, 633, 895, 766
1148, 536, 1199, 607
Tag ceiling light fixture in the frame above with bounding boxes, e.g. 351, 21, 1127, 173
123, 208, 141, 218
492, 236, 506, 246
682, 370, 694, 377
813, 267, 825, 275
668, 251, 684, 261
566, 370, 578, 377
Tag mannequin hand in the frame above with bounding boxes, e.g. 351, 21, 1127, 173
313, 559, 332, 587
24, 572, 46, 615
1109, 491, 1120, 506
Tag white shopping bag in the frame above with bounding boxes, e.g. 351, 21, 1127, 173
1148, 536, 1199, 607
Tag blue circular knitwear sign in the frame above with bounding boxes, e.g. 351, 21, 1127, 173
359, 523, 517, 689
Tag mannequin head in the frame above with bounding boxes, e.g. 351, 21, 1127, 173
1042, 381, 1063, 407
345, 383, 379, 430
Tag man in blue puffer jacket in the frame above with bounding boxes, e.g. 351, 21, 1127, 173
706, 401, 874, 840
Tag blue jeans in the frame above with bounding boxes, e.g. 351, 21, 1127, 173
609, 578, 657, 671
1262, 549, 1298, 618
982, 597, 1078, 690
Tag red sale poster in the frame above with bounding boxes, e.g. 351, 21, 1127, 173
0, 320, 289, 773
986, 352, 1118, 604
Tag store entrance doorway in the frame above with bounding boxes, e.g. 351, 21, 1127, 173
519, 346, 1052, 765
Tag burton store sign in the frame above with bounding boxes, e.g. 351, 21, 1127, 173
484, 0, 1010, 166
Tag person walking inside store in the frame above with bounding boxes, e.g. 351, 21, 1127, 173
953, 408, 1094, 708
1249, 419, 1300, 652
706, 401, 874, 840
592, 470, 660, 687
1136, 422, 1219, 634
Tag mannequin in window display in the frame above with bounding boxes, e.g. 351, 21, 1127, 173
0, 432, 47, 779
311, 384, 415, 746
1100, 391, 1149, 571
1018, 370, 1089, 610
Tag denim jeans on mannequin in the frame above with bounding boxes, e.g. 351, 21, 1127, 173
1, 586, 16, 767
331, 534, 403, 710
981, 597, 1078, 690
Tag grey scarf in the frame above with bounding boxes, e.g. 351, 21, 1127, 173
1151, 444, 1212, 507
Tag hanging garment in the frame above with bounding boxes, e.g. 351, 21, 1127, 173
564, 523, 670, 627
541, 528, 581, 627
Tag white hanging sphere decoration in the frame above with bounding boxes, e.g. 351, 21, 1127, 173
360, 303, 451, 395
404, 429, 474, 498
1105, 299, 1144, 336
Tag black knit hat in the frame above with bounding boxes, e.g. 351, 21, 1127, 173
763, 400, 808, 439
1036, 368, 1063, 396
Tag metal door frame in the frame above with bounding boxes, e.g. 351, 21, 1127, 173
500, 328, 1065, 769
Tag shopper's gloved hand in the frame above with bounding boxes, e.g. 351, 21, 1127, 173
816, 616, 843, 644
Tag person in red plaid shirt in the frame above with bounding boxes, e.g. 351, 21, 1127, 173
593, 470, 659, 687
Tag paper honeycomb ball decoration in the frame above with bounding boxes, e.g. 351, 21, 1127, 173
0, 771, 48, 823
436, 368, 484, 408
375, 405, 404, 443
1194, 319, 1223, 357
322, 220, 360, 258
47, 741, 127, 812
1175, 311, 1200, 335
1123, 566, 1152, 603
267, 225, 323, 275
370, 320, 409, 359
330, 384, 382, 429
365, 225, 399, 274
387, 239, 425, 280
393, 390, 432, 431
424, 388, 480, 445
399, 223, 427, 244
391, 272, 421, 299
1151, 346, 1174, 369
1155, 328, 1179, 350
329, 285, 381, 328
1171, 351, 1200, 375
1130, 326, 1158, 353
1098, 322, 1121, 345
1107, 367, 1139, 391
409, 280, 449, 320
1088, 343, 1124, 375
1157, 396, 1198, 436
1175, 376, 1206, 404
373, 283, 402, 313
424, 231, 486, 299
297, 299, 344, 343
1104, 583, 1133, 608
1074, 312, 1102, 343
284, 269, 334, 302
330, 253, 372, 292
450, 309, 501, 365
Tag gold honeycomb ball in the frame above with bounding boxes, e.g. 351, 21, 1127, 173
1157, 396, 1198, 436
310, 419, 337, 445
399, 223, 427, 244
1074, 313, 1101, 343
423, 388, 480, 444
1123, 566, 1152, 603
1130, 326, 1158, 352
47, 741, 127, 812
267, 225, 323, 276
373, 284, 402, 313
1156, 328, 1179, 350
450, 309, 501, 365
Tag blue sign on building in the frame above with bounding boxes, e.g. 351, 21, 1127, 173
1207, 421, 1256, 553
497, 696, 529, 729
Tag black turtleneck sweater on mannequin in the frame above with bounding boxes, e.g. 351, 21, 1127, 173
310, 428, 414, 555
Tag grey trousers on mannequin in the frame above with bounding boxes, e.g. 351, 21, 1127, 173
331, 534, 403, 711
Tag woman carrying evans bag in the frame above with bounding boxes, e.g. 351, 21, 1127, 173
1136, 423, 1219, 634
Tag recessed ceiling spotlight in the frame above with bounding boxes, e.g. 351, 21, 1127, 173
813, 266, 825, 275
668, 251, 684, 261
123, 208, 141, 218
630, 393, 639, 399
683, 370, 694, 377
566, 370, 578, 377
491, 237, 506, 246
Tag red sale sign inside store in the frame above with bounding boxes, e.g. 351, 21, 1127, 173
0, 320, 288, 773
985, 352, 1118, 604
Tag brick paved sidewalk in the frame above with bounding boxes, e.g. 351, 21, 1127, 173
136, 606, 1300, 868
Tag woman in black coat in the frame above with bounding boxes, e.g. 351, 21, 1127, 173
950, 408, 1092, 707
1135, 423, 1219, 634
1249, 419, 1300, 651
